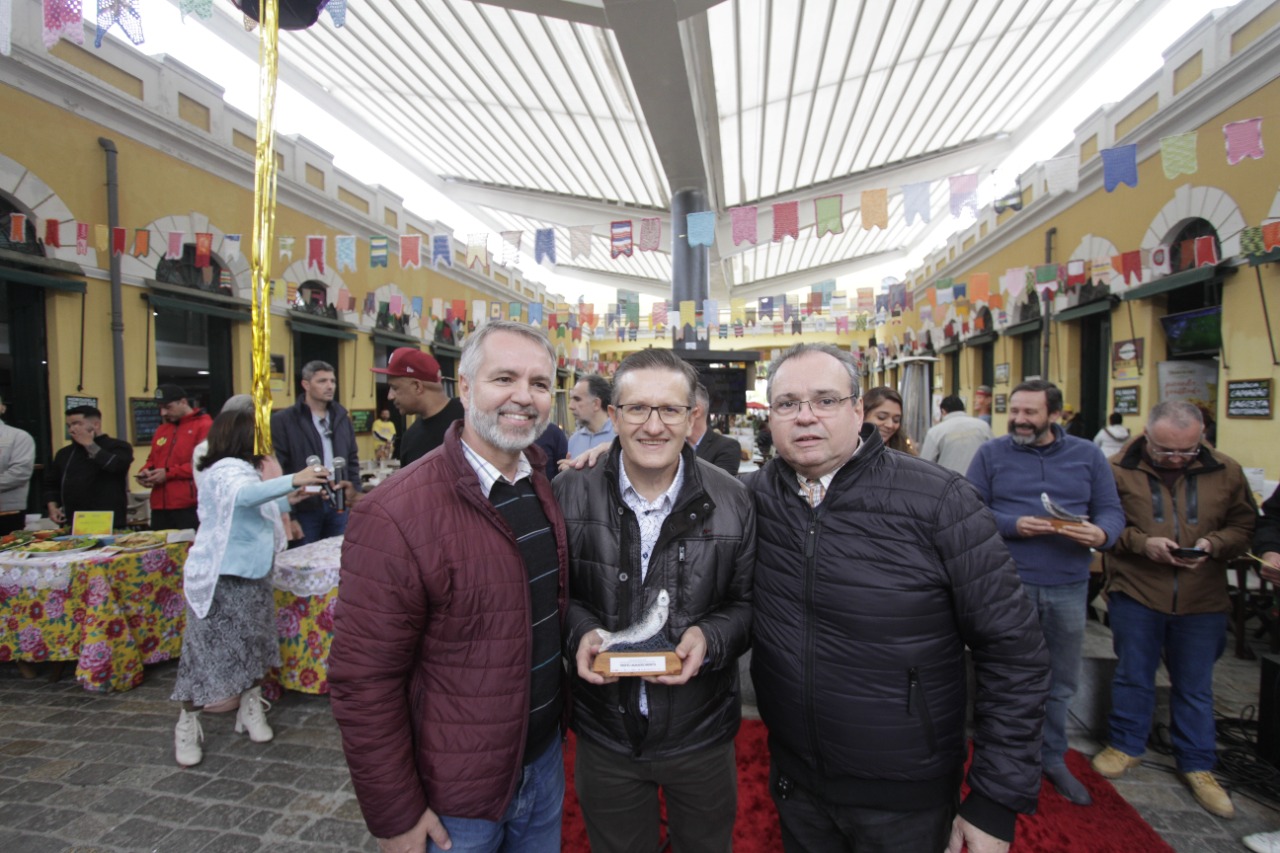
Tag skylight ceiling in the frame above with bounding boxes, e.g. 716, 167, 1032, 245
201, 0, 1170, 299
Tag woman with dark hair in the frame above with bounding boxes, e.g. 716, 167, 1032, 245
171, 407, 329, 767
863, 386, 916, 454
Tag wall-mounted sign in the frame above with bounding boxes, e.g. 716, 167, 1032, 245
1112, 338, 1143, 381
129, 397, 163, 446
1226, 379, 1272, 419
1113, 386, 1141, 416
994, 394, 1007, 414
994, 363, 1010, 385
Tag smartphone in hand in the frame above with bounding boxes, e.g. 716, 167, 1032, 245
1172, 547, 1208, 559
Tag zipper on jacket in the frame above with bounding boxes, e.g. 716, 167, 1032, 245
676, 543, 686, 630
803, 518, 822, 775
1170, 488, 1181, 614
907, 667, 938, 754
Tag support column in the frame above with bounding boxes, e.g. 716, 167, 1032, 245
671, 187, 710, 350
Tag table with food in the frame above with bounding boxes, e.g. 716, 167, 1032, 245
263, 534, 342, 698
0, 529, 190, 691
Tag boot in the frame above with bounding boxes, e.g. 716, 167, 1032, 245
234, 686, 274, 743
174, 710, 203, 767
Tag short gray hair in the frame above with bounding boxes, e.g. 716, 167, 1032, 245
694, 383, 710, 409
219, 394, 254, 415
612, 348, 699, 407
766, 343, 861, 403
1149, 400, 1204, 429
301, 360, 334, 382
458, 320, 556, 382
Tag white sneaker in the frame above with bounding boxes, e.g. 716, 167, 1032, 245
234, 686, 274, 742
1244, 830, 1280, 853
175, 710, 203, 767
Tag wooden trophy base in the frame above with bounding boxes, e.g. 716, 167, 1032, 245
1042, 516, 1084, 531
592, 651, 682, 677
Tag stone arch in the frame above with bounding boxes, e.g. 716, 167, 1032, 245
1142, 184, 1247, 259
0, 152, 97, 266
1064, 233, 1121, 301
370, 282, 426, 340
1269, 185, 1280, 221
122, 214, 252, 298
275, 260, 358, 324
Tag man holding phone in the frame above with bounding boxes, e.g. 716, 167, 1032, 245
1092, 401, 1256, 820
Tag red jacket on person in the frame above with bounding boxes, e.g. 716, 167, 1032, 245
142, 408, 212, 510
328, 422, 569, 839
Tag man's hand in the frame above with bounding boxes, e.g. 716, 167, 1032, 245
1174, 537, 1213, 570
146, 468, 168, 486
375, 806, 451, 853
650, 626, 706, 686
1014, 516, 1055, 538
1260, 551, 1280, 585
1057, 521, 1107, 549
561, 443, 610, 472
1142, 536, 1180, 564
47, 503, 65, 525
947, 815, 1009, 853
339, 480, 363, 507
575, 630, 619, 685
68, 423, 96, 448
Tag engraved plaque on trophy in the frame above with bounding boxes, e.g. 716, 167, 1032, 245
591, 590, 682, 677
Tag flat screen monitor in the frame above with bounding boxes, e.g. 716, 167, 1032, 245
1160, 305, 1222, 357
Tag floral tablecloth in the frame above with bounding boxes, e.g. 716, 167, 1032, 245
266, 535, 342, 698
0, 543, 190, 691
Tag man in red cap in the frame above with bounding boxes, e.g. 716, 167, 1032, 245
371, 348, 464, 467
138, 384, 212, 531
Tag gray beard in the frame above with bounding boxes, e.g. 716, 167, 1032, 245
1010, 425, 1049, 446
467, 396, 549, 453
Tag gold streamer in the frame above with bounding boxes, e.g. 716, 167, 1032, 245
250, 0, 280, 455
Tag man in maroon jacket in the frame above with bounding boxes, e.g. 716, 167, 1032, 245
329, 320, 568, 853
137, 384, 211, 531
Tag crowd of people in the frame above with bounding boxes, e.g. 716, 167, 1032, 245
4, 322, 1275, 852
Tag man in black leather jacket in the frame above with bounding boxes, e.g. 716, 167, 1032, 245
554, 348, 755, 853
750, 343, 1049, 853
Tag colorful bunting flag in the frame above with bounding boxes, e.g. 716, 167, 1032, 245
638, 217, 661, 251
180, 1, 213, 20
369, 236, 388, 268
772, 202, 799, 242
534, 228, 556, 265
687, 212, 716, 247
195, 232, 213, 268
336, 235, 356, 272
110, 226, 125, 256
1160, 132, 1197, 179
610, 221, 633, 259
968, 273, 990, 303
451, 299, 467, 324
1002, 267, 1027, 299
307, 236, 326, 272
1241, 227, 1264, 256
94, 225, 107, 253
949, 174, 978, 217
731, 206, 758, 245
814, 195, 843, 236
1111, 251, 1143, 284
432, 234, 452, 267
43, 0, 84, 49
223, 233, 240, 260
95, 0, 143, 49
1033, 264, 1060, 295
856, 288, 875, 314
390, 295, 403, 316
327, 0, 347, 27
8, 213, 25, 243
501, 230, 522, 265
278, 235, 294, 262
1194, 235, 1219, 267
45, 218, 60, 248
527, 303, 542, 326
507, 301, 520, 321
76, 222, 88, 255
1150, 245, 1172, 277
399, 235, 421, 269
1262, 222, 1280, 251
570, 225, 593, 259
1065, 260, 1086, 289
1224, 118, 1264, 165
902, 181, 932, 225
466, 234, 486, 269
758, 296, 774, 320
1044, 156, 1078, 195
1101, 145, 1138, 192
860, 189, 887, 230
132, 228, 149, 257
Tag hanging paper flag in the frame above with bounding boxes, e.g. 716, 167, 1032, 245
781, 298, 794, 322
1044, 156, 1078, 195
527, 302, 543, 326
835, 316, 849, 334
450, 299, 467, 323
1089, 258, 1113, 286
936, 284, 954, 305
949, 174, 979, 217
222, 233, 240, 260
730, 206, 758, 245
968, 273, 990, 303
337, 288, 351, 313
8, 213, 26, 243
1111, 251, 1143, 284
874, 293, 890, 313
193, 232, 212, 267
76, 222, 88, 255
888, 284, 907, 312
95, 0, 143, 48
986, 294, 1003, 312
1194, 235, 1219, 267
860, 190, 887, 230
610, 221, 633, 259
388, 295, 402, 316
579, 303, 595, 329
162, 231, 184, 260
334, 235, 356, 272
687, 211, 715, 247
1241, 227, 1264, 256
919, 304, 934, 326
902, 181, 932, 225
1160, 132, 1197, 179
466, 234, 486, 269
472, 300, 487, 327
327, 0, 347, 27
306, 235, 326, 272
1002, 267, 1027, 299
758, 297, 773, 320
427, 234, 449, 268
637, 217, 661, 252
1150, 245, 1172, 277
109, 227, 125, 256
1224, 118, 1264, 164
652, 301, 668, 332
856, 288, 875, 314
954, 297, 971, 320
951, 283, 966, 303
399, 234, 421, 269
501, 230, 522, 265
179, 1, 213, 19
1101, 145, 1138, 192
1262, 222, 1280, 251
507, 301, 520, 321
1065, 260, 1087, 289
43, 0, 84, 48
1033, 264, 1060, 295
92, 224, 107, 253
278, 235, 294, 261
730, 298, 746, 324
428, 298, 442, 320
680, 300, 697, 329
534, 228, 556, 266
570, 225, 593, 259
132, 228, 149, 257
772, 202, 799, 242
814, 195, 844, 236
369, 236, 388, 268
290, 283, 303, 306
44, 218, 60, 248
703, 299, 719, 329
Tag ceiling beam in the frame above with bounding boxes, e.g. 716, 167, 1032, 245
471, 0, 607, 27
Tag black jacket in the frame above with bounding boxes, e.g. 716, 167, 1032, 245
44, 434, 135, 529
749, 425, 1048, 842
553, 440, 755, 760
1255, 484, 1280, 557
694, 429, 742, 476
270, 399, 360, 510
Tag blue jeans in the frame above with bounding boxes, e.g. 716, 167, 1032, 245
1023, 580, 1088, 769
429, 739, 564, 853
1106, 592, 1226, 772
294, 499, 347, 544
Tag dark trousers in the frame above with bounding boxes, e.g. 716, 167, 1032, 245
770, 762, 955, 853
575, 736, 737, 853
0, 513, 24, 535
150, 508, 199, 532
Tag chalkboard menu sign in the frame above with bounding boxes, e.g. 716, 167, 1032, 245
994, 394, 1007, 414
1113, 386, 1141, 415
130, 397, 164, 446
349, 409, 375, 435
1226, 379, 1272, 419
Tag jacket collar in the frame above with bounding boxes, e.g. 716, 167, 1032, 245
292, 397, 348, 420
764, 422, 884, 500
602, 439, 715, 525
1005, 423, 1068, 454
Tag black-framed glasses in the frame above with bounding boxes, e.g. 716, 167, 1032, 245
616, 404, 692, 425
770, 395, 857, 420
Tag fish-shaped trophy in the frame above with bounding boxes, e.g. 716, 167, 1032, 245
1040, 492, 1089, 531
591, 589, 682, 677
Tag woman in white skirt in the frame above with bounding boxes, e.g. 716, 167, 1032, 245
170, 406, 329, 766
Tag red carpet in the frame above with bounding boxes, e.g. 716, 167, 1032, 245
561, 721, 1173, 852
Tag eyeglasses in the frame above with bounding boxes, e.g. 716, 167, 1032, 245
1146, 436, 1201, 459
770, 395, 857, 420
616, 404, 692, 425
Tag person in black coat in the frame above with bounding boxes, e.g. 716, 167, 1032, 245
1256, 484, 1280, 583
690, 383, 742, 476
44, 405, 134, 529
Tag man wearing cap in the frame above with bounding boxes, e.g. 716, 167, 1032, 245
137, 385, 212, 531
975, 385, 993, 426
0, 394, 36, 535
370, 348, 464, 468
